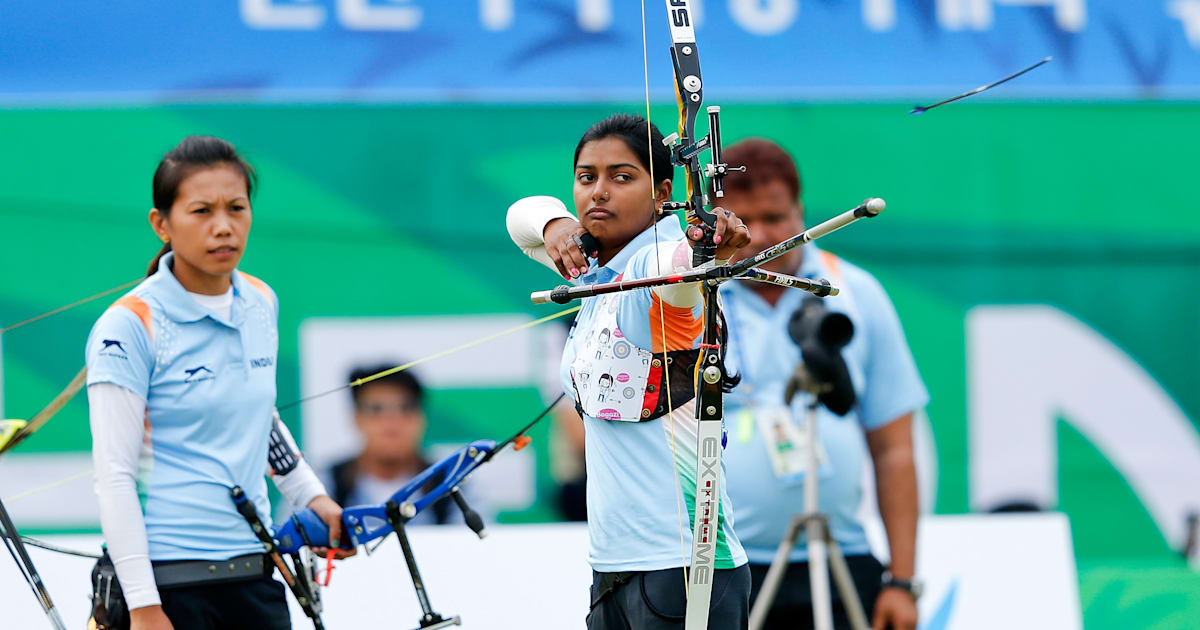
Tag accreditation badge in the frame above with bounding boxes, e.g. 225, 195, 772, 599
754, 406, 828, 482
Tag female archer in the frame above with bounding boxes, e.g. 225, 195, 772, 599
507, 114, 753, 629
86, 136, 346, 630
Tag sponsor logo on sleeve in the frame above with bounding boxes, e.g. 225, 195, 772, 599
99, 339, 128, 360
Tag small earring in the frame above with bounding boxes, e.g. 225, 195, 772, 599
162, 236, 170, 244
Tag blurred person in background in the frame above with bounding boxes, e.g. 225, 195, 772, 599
327, 365, 484, 525
542, 316, 589, 522
718, 139, 928, 630
550, 399, 588, 522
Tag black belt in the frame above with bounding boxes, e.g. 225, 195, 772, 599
152, 553, 270, 589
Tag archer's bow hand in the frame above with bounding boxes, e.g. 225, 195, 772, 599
687, 207, 750, 263
308, 495, 356, 559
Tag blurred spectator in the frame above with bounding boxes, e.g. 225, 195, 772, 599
550, 400, 588, 522
326, 364, 483, 525
545, 316, 589, 522
718, 138, 928, 630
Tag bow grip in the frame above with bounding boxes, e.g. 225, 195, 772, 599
669, 200, 717, 267
274, 508, 338, 554
689, 215, 718, 267
692, 236, 717, 267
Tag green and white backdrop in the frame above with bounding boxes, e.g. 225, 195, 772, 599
2, 102, 1198, 628
4, 3, 1200, 627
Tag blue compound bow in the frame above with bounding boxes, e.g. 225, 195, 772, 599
234, 394, 563, 630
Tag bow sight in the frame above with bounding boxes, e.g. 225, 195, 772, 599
662, 106, 747, 265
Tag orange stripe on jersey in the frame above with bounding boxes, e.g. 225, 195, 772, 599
649, 293, 704, 353
819, 250, 844, 284
110, 295, 152, 338
239, 271, 274, 303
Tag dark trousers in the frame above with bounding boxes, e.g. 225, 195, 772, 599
159, 575, 291, 630
748, 555, 884, 630
587, 565, 751, 630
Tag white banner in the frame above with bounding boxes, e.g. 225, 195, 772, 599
3, 515, 1080, 629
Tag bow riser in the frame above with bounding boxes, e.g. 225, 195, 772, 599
663, 0, 718, 268
661, 3, 726, 629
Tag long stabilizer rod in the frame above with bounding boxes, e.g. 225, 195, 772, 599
530, 199, 883, 306
727, 198, 885, 277
0, 497, 67, 629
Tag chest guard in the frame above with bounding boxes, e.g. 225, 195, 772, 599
570, 293, 700, 422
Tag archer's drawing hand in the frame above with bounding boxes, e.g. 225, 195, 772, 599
130, 605, 175, 630
543, 217, 594, 280
308, 495, 356, 559
687, 207, 751, 262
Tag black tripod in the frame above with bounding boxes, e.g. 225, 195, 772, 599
749, 299, 869, 630
748, 367, 870, 630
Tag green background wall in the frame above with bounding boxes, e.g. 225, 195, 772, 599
2, 102, 1198, 627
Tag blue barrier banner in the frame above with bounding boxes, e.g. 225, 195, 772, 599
2, 0, 1199, 102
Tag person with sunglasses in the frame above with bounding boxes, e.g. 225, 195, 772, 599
326, 366, 487, 525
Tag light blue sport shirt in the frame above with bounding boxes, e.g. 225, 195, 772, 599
721, 245, 928, 564
85, 252, 280, 561
560, 217, 747, 573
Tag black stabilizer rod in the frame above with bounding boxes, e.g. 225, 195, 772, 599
0, 496, 67, 629
231, 486, 325, 630
728, 198, 885, 278
385, 500, 462, 629
450, 488, 487, 539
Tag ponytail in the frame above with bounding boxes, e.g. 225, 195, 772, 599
147, 242, 172, 278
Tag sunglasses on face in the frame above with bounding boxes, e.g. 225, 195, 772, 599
356, 401, 421, 416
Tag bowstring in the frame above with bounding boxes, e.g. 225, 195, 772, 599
641, 0, 691, 597
278, 305, 580, 411
4, 308, 581, 501
0, 279, 141, 334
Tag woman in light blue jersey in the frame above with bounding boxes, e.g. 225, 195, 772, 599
507, 114, 753, 630
86, 136, 345, 630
